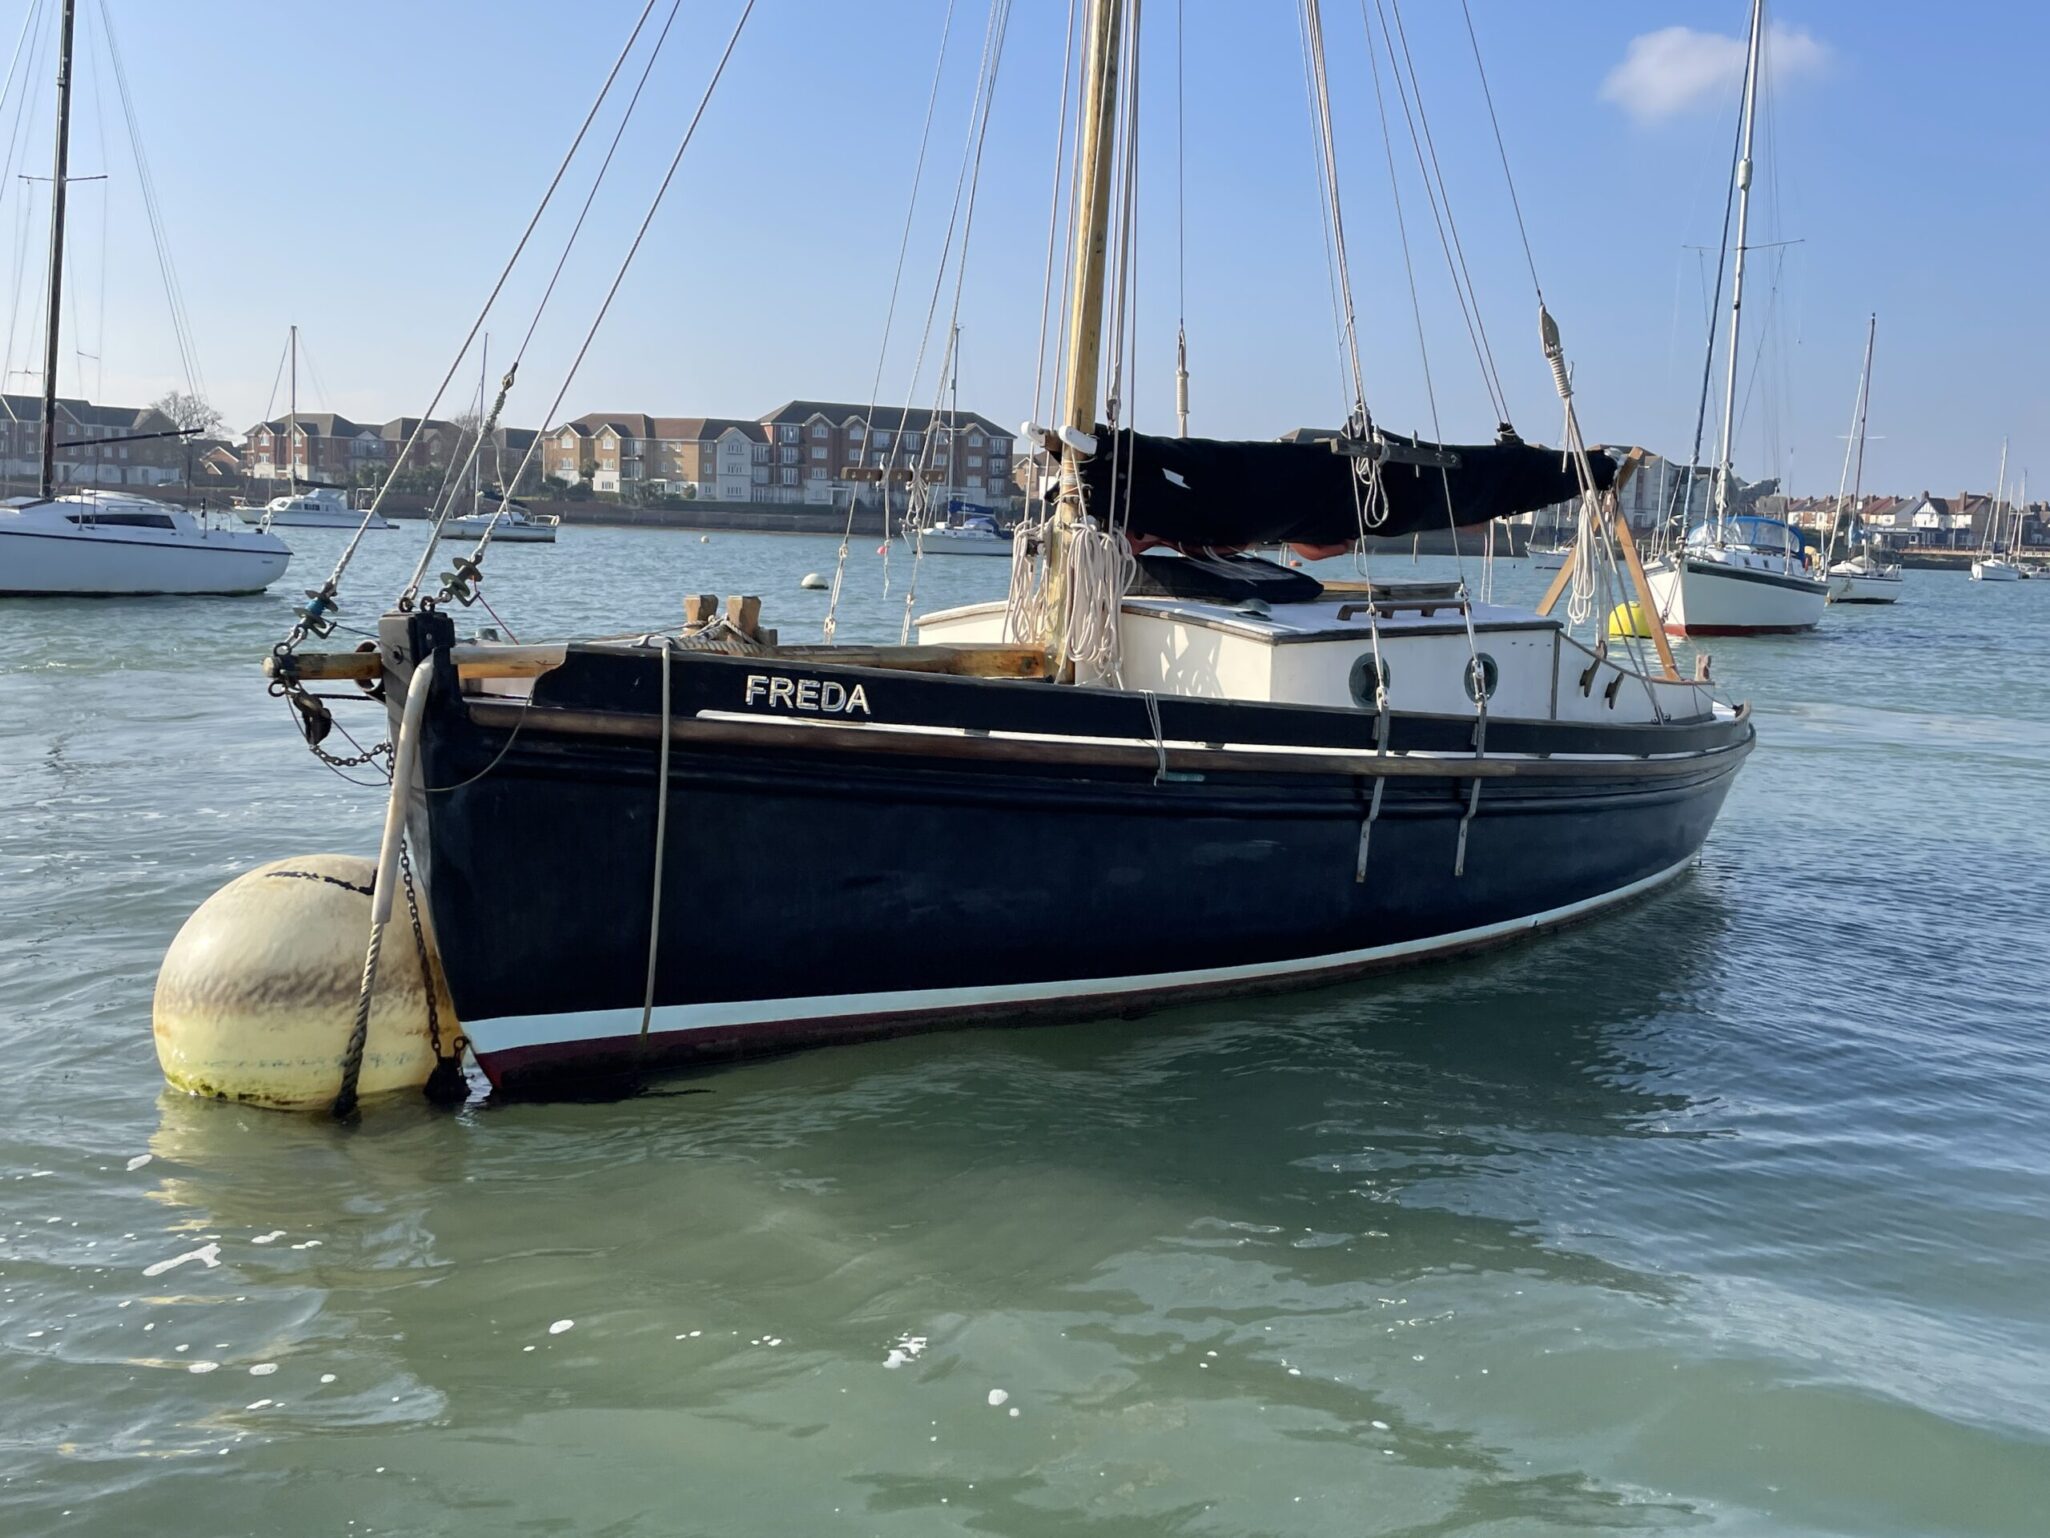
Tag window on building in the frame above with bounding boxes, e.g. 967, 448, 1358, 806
811, 423, 827, 438
968, 455, 983, 468
752, 468, 769, 484
810, 446, 826, 460
969, 431, 984, 447
873, 430, 891, 448
780, 447, 798, 464
779, 425, 799, 443
780, 468, 797, 485
847, 423, 865, 440
968, 475, 983, 488
903, 431, 921, 450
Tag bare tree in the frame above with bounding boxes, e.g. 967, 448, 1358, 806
150, 389, 227, 438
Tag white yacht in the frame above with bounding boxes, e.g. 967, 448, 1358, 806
240, 485, 389, 530
1970, 442, 2023, 582
1645, 516, 1827, 634
437, 502, 558, 543
917, 510, 1011, 557
1827, 548, 1902, 604
1644, 0, 1826, 639
0, 491, 290, 596
0, 7, 290, 599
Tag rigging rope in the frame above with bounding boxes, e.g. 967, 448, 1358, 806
406, 0, 696, 604
275, 0, 665, 654
432, 0, 759, 602
822, 0, 960, 643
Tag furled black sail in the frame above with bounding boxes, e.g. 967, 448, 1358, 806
1076, 426, 1613, 549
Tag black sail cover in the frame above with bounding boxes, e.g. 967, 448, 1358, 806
1074, 427, 1613, 548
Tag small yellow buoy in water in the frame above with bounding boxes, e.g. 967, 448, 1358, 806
153, 854, 454, 1111
1607, 600, 1654, 639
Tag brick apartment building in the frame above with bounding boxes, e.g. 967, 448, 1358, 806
0, 394, 187, 489
548, 399, 1016, 508
242, 415, 542, 490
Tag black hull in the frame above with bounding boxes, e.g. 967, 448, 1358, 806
385, 616, 1751, 1095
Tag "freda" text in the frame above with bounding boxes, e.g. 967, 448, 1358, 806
743, 674, 872, 716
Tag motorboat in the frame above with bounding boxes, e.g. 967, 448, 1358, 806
0, 491, 289, 596
437, 499, 558, 543
917, 510, 1010, 556
240, 485, 389, 530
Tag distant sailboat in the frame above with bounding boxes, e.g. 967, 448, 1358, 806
235, 327, 392, 530
1643, 0, 1827, 635
1970, 441, 2021, 582
1823, 315, 1901, 605
0, 0, 289, 597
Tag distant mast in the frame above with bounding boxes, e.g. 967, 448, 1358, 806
1711, 0, 1764, 531
36, 0, 77, 501
287, 324, 298, 494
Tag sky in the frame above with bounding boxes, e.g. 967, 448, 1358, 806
1, 0, 2044, 498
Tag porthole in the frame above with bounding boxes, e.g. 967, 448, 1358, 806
1463, 652, 1499, 703
1348, 652, 1391, 708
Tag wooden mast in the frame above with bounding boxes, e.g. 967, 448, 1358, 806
36, 0, 77, 502
1046, 0, 1125, 657
1710, 0, 1764, 533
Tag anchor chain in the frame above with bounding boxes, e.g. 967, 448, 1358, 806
400, 838, 468, 1106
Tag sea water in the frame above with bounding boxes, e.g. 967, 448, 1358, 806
1, 527, 2045, 1536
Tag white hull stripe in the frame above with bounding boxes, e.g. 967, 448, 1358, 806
466, 855, 1699, 1057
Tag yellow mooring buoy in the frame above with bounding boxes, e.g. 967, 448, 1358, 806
1607, 600, 1655, 639
153, 854, 453, 1111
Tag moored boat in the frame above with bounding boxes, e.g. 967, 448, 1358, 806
0, 0, 290, 599
260, 0, 1758, 1103
1, 492, 289, 597
240, 485, 389, 530
436, 500, 558, 543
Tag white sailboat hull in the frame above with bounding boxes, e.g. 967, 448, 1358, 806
1526, 544, 1569, 571
1826, 565, 1902, 604
1645, 554, 1827, 635
437, 513, 558, 543
237, 505, 389, 530
1971, 558, 2021, 582
918, 527, 1012, 556
0, 501, 291, 596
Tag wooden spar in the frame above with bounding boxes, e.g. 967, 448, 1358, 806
268, 640, 1055, 685
1538, 450, 1645, 615
463, 699, 1750, 782
1535, 449, 1676, 678
1045, 0, 1126, 655
1609, 463, 1680, 680
36, 0, 76, 502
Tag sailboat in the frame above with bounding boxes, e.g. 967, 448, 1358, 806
1823, 315, 1901, 605
1644, 0, 1826, 636
234, 326, 393, 531
0, 0, 289, 597
1971, 442, 2022, 581
269, 0, 1753, 1096
432, 343, 556, 543
1523, 494, 1575, 569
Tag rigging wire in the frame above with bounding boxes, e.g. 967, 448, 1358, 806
897, 0, 1016, 643
1372, 0, 1505, 427
273, 0, 665, 646
401, 0, 694, 599
95, 0, 205, 401
821, 0, 960, 642
434, 0, 762, 598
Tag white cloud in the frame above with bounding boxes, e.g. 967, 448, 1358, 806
1600, 22, 1830, 124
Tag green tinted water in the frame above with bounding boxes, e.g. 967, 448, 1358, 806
1, 528, 2046, 1536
